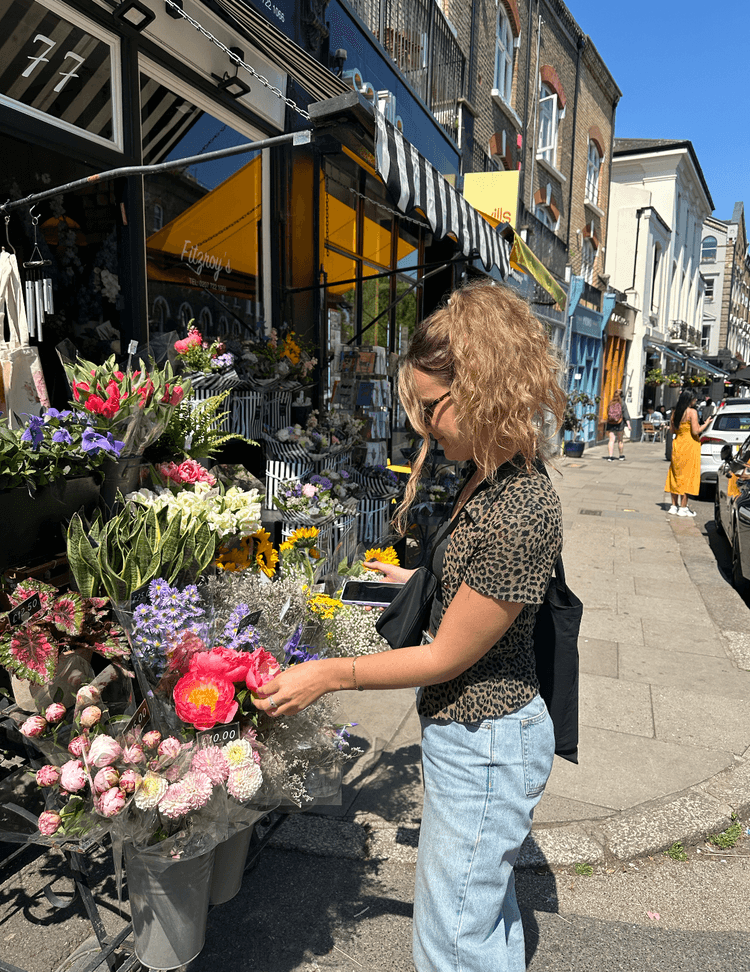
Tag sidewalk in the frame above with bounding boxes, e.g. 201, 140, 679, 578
273, 440, 750, 867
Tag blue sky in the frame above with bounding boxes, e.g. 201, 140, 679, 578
568, 0, 749, 220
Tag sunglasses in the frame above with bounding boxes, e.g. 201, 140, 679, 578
423, 391, 451, 424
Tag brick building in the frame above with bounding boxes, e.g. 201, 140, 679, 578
701, 203, 750, 369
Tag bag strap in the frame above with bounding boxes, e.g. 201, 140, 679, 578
535, 457, 567, 588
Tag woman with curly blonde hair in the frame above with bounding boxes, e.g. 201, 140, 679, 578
254, 280, 566, 972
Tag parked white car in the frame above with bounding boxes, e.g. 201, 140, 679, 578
700, 398, 750, 488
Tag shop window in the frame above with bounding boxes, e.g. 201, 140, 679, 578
141, 71, 262, 343
493, 7, 514, 104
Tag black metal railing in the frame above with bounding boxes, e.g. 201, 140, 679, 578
346, 0, 465, 143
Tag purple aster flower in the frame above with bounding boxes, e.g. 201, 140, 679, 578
21, 415, 45, 450
52, 428, 73, 445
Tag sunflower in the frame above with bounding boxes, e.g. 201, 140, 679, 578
215, 538, 252, 573
251, 529, 279, 578
363, 546, 400, 566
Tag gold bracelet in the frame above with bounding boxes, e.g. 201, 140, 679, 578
352, 657, 364, 692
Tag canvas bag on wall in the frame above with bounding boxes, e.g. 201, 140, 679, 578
0, 250, 49, 426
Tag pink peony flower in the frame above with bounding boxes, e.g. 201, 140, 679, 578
87, 735, 122, 768
119, 769, 139, 795
191, 745, 230, 785
44, 703, 67, 724
36, 765, 61, 787
38, 811, 62, 836
80, 705, 102, 728
76, 685, 101, 707
97, 787, 127, 817
179, 770, 213, 810
142, 730, 162, 750
245, 648, 281, 694
68, 733, 90, 757
157, 736, 182, 760
302, 483, 317, 498
20, 715, 47, 738
174, 330, 202, 354
60, 759, 88, 793
227, 763, 263, 802
93, 766, 120, 794
189, 646, 251, 684
158, 782, 190, 819
122, 743, 145, 765
173, 671, 238, 731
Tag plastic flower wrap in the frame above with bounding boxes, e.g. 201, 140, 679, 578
215, 529, 279, 578
127, 481, 262, 540
63, 354, 190, 455
174, 324, 236, 375
240, 329, 316, 387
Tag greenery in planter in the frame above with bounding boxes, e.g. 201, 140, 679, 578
562, 391, 600, 440
0, 577, 128, 684
665, 372, 682, 387
645, 368, 665, 386
144, 391, 256, 464
0, 410, 125, 493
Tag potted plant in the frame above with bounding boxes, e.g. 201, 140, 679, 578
665, 372, 682, 387
644, 368, 665, 387
562, 391, 599, 457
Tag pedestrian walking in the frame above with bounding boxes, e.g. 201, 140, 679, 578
701, 395, 716, 424
604, 389, 631, 460
253, 281, 566, 972
665, 390, 712, 515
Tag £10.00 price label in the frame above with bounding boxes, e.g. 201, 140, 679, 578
124, 699, 150, 735
197, 722, 240, 749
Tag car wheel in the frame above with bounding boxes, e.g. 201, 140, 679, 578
714, 489, 725, 537
731, 531, 749, 594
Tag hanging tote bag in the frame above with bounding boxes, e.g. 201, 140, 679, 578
0, 250, 49, 427
532, 556, 582, 764
375, 566, 438, 650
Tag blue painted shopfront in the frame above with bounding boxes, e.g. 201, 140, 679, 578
568, 304, 604, 444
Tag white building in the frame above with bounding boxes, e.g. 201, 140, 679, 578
605, 139, 715, 415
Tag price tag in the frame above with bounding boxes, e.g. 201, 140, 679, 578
184, 432, 193, 450
124, 699, 150, 735
236, 610, 261, 635
130, 584, 150, 609
197, 721, 240, 749
8, 593, 42, 627
128, 340, 138, 355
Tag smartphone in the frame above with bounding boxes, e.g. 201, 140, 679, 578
340, 580, 404, 607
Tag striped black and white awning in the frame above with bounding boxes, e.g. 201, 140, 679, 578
375, 114, 511, 277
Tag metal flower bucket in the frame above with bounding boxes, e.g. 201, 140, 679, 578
209, 824, 255, 906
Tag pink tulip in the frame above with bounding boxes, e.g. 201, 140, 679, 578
38, 811, 62, 836
44, 703, 67, 724
93, 766, 120, 795
87, 735, 122, 768
36, 765, 61, 787
60, 759, 88, 793
20, 715, 47, 738
97, 787, 127, 818
80, 705, 102, 728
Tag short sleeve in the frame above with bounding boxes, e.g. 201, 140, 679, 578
462, 478, 562, 605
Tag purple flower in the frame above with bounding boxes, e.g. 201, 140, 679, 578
52, 428, 72, 445
21, 415, 45, 450
45, 408, 73, 421
80, 427, 124, 457
285, 644, 319, 665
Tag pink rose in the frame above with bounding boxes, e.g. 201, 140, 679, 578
87, 735, 122, 768
38, 811, 62, 836
122, 743, 145, 765
189, 646, 252, 683
80, 705, 102, 728
97, 787, 127, 818
245, 648, 281, 694
142, 730, 162, 750
20, 715, 47, 738
157, 737, 182, 760
93, 766, 120, 794
36, 765, 61, 787
119, 769, 139, 794
60, 759, 88, 793
68, 733, 90, 757
44, 703, 67, 724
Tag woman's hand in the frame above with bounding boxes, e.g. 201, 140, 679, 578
363, 560, 416, 585
253, 659, 337, 718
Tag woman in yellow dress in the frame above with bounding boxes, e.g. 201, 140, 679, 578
665, 390, 712, 516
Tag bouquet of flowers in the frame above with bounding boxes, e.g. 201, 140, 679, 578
349, 463, 401, 498
240, 329, 316, 387
156, 458, 217, 489
215, 529, 280, 578
273, 477, 353, 524
127, 481, 262, 541
0, 409, 125, 491
63, 355, 190, 456
174, 325, 235, 375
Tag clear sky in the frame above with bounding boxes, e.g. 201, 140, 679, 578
567, 0, 749, 220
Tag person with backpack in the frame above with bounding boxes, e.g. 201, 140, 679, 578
604, 389, 631, 460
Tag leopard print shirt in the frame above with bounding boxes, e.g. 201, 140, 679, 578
418, 463, 563, 723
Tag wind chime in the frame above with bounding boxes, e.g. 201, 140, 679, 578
23, 206, 53, 342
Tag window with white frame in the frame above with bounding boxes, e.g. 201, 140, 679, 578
701, 236, 717, 262
651, 244, 662, 312
585, 141, 601, 204
494, 7, 514, 104
537, 83, 559, 165
704, 277, 715, 302
581, 238, 596, 284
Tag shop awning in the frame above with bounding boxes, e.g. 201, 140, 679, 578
214, 0, 350, 103
684, 356, 728, 378
374, 114, 511, 277
646, 344, 685, 363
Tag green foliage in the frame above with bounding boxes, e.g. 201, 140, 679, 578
664, 841, 688, 861
645, 368, 665, 386
573, 862, 594, 876
707, 815, 742, 849
147, 391, 256, 462
665, 372, 682, 387
67, 504, 217, 603
562, 391, 600, 438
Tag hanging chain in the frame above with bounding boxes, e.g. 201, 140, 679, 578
163, 0, 311, 121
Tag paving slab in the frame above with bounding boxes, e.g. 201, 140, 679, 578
579, 673, 654, 737
618, 643, 750, 697
578, 637, 618, 678
651, 685, 750, 755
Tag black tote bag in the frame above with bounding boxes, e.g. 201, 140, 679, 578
533, 556, 582, 764
375, 567, 438, 650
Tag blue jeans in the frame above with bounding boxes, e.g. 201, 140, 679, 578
413, 694, 554, 972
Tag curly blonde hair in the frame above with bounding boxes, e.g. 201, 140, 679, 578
394, 280, 566, 535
